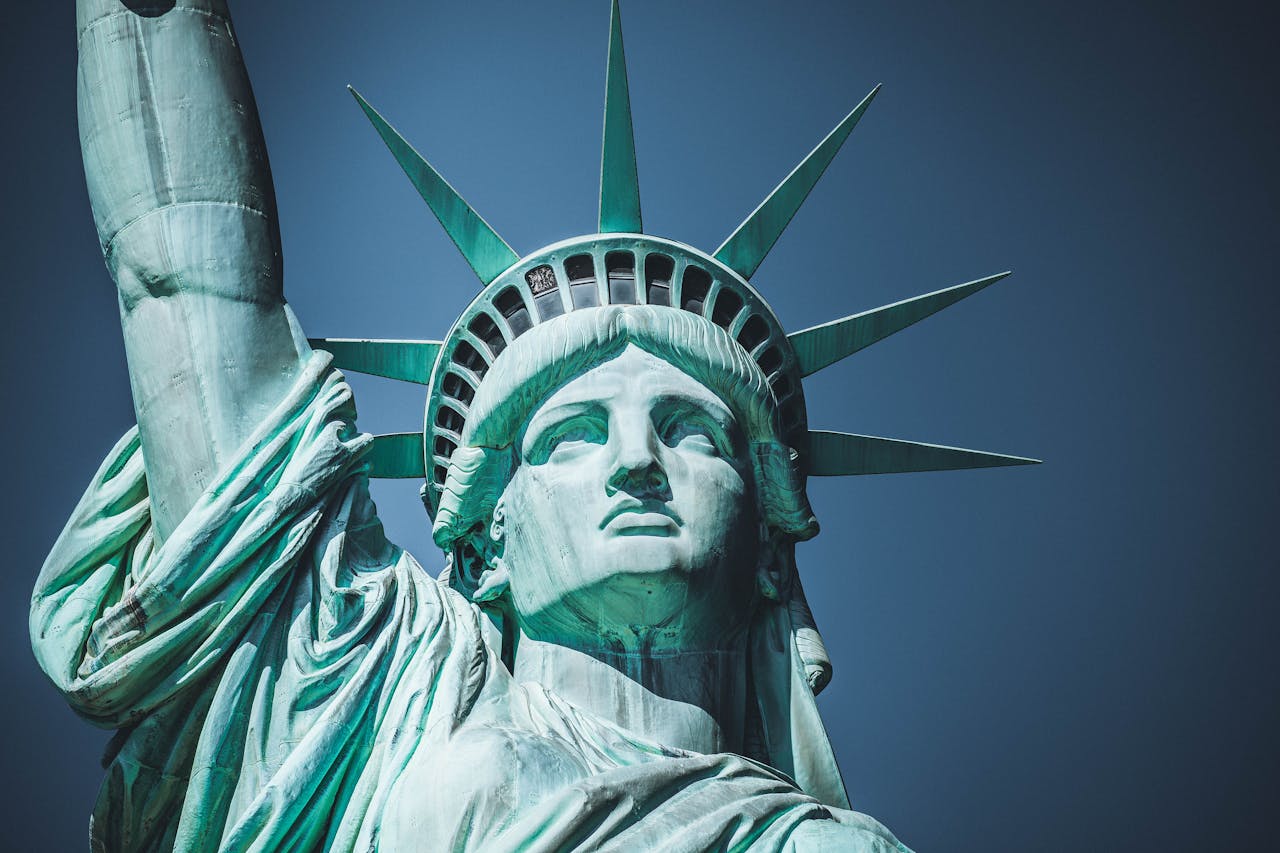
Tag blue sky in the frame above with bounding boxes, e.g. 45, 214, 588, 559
4, 1, 1277, 849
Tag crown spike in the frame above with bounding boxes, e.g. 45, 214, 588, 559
788, 272, 1012, 376
367, 432, 427, 479
309, 338, 442, 384
715, 85, 880, 279
805, 430, 1040, 477
350, 87, 519, 286
599, 0, 642, 233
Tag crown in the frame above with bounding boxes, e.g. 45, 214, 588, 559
311, 0, 1038, 518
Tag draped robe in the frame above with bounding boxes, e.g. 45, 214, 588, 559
31, 354, 907, 852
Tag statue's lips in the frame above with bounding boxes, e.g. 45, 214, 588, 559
600, 503, 682, 537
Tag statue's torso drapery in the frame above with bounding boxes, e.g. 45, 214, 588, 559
31, 355, 905, 852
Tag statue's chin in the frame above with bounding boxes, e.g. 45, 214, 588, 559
507, 525, 757, 652
517, 560, 753, 653
558, 564, 695, 623
600, 535, 689, 572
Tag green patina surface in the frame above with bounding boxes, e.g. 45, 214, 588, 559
714, 85, 881, 280
308, 338, 441, 384
30, 1, 1036, 850
350, 87, 519, 286
787, 272, 1012, 377
599, 0, 643, 234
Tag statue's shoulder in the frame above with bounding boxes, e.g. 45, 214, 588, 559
379, 678, 593, 848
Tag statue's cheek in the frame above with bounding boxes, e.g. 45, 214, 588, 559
680, 461, 756, 547
531, 450, 622, 507
677, 455, 749, 504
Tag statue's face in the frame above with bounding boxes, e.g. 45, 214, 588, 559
497, 345, 761, 651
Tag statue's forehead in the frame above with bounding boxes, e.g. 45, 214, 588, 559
528, 345, 734, 418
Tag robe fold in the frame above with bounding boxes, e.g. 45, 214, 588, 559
32, 354, 908, 852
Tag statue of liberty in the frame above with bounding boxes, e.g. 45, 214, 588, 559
31, 1, 1036, 850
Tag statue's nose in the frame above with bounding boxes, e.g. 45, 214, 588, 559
606, 420, 669, 496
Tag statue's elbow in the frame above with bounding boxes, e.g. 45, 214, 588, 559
104, 201, 284, 310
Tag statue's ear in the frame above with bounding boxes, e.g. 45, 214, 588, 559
474, 498, 510, 603
489, 498, 506, 545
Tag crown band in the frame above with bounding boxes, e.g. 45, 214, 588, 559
423, 233, 806, 514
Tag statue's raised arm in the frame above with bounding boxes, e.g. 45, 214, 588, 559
78, 0, 308, 539
34, 2, 1036, 849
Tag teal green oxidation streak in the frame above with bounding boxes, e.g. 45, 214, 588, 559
308, 339, 442, 384
714, 85, 881, 280
788, 272, 1012, 377
350, 87, 519, 285
805, 430, 1041, 476
599, 0, 642, 233
367, 432, 427, 478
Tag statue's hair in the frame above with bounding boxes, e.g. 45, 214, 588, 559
430, 305, 832, 692
431, 306, 818, 554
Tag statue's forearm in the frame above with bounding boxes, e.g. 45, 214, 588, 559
78, 0, 309, 539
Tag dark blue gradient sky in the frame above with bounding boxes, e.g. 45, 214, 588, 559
4, 1, 1277, 850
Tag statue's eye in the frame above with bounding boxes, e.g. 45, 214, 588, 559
540, 417, 606, 461
661, 415, 725, 456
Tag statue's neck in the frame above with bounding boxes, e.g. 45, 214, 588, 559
512, 633, 749, 756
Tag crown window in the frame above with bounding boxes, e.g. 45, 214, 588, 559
435, 405, 465, 433
494, 287, 533, 337
757, 345, 783, 375
644, 253, 673, 306
737, 314, 769, 351
680, 266, 710, 314
606, 251, 636, 304
442, 372, 475, 406
565, 254, 599, 309
452, 340, 488, 378
711, 289, 743, 328
468, 314, 506, 358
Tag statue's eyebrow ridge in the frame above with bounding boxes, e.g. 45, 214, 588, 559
520, 400, 605, 447
649, 392, 737, 428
